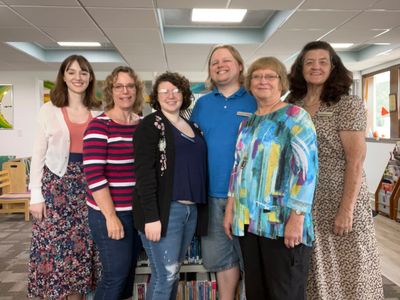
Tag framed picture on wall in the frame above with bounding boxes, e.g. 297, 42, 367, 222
0, 84, 13, 129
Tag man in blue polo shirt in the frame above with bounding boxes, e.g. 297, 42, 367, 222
191, 44, 256, 300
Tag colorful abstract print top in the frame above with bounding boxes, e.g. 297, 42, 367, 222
228, 104, 318, 246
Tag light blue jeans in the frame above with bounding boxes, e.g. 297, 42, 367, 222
140, 201, 197, 300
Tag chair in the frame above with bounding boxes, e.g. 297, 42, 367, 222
0, 169, 30, 221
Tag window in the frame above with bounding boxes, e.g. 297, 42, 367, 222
364, 71, 390, 139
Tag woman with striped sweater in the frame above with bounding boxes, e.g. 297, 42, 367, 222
83, 66, 144, 300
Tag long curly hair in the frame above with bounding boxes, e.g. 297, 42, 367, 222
150, 71, 193, 111
288, 41, 353, 105
102, 66, 144, 113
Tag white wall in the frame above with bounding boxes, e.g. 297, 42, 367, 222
0, 70, 111, 157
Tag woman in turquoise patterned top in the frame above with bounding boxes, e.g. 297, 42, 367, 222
224, 57, 318, 300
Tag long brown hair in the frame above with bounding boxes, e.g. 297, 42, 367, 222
288, 41, 353, 105
50, 55, 100, 109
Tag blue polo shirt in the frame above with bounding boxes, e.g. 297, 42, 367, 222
191, 86, 256, 198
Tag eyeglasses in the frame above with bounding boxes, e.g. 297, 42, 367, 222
113, 84, 136, 92
158, 88, 181, 95
251, 74, 280, 81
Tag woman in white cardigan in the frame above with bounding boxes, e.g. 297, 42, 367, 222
28, 55, 102, 300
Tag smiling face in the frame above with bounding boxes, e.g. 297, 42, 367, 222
209, 47, 243, 88
112, 72, 136, 111
250, 68, 282, 103
63, 60, 91, 95
302, 49, 333, 87
157, 81, 183, 115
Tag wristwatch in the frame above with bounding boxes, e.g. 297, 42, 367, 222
293, 209, 305, 216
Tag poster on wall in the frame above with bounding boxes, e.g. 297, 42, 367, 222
0, 84, 13, 129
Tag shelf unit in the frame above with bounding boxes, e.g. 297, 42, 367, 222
136, 264, 207, 275
375, 142, 400, 220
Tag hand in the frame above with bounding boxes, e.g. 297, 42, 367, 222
223, 198, 234, 240
333, 207, 353, 236
30, 202, 47, 221
105, 214, 124, 240
145, 221, 162, 242
284, 211, 304, 248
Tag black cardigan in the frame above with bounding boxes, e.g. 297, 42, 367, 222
133, 111, 208, 237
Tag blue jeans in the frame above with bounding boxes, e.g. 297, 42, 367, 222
140, 202, 198, 300
88, 208, 141, 300
201, 197, 242, 272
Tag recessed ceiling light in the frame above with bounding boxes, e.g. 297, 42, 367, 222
57, 42, 101, 47
330, 43, 354, 49
192, 8, 247, 23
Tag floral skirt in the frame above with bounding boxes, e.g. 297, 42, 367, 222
28, 162, 101, 300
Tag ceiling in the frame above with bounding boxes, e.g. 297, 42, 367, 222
0, 0, 400, 78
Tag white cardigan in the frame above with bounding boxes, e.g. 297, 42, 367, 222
29, 102, 102, 204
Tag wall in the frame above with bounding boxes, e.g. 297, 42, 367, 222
0, 70, 111, 157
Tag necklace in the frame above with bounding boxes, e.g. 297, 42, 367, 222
256, 98, 281, 115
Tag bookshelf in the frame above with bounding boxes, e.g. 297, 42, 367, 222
375, 142, 400, 220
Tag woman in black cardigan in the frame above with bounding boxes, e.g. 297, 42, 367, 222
133, 72, 208, 300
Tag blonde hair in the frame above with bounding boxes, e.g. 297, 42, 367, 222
245, 57, 289, 96
205, 44, 245, 90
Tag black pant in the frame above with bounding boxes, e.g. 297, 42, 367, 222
239, 231, 312, 300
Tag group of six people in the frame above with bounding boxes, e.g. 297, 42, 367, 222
27, 41, 383, 300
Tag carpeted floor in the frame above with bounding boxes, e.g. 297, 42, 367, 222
0, 214, 399, 300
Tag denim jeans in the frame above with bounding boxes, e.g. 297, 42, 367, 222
140, 201, 198, 300
201, 197, 242, 272
88, 208, 141, 300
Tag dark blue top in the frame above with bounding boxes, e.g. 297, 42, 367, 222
171, 125, 207, 204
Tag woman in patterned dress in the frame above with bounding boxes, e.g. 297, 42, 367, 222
224, 57, 318, 300
288, 41, 384, 300
28, 55, 102, 299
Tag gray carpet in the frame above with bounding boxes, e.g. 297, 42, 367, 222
0, 214, 399, 300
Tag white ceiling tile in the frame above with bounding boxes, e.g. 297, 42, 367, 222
281, 11, 358, 30
230, 0, 303, 10
104, 28, 162, 44
156, 0, 228, 9
340, 11, 400, 30
41, 27, 109, 43
12, 6, 97, 28
5, 0, 78, 6
370, 27, 400, 44
87, 8, 158, 28
300, 0, 376, 10
261, 29, 325, 51
81, 0, 153, 8
323, 29, 387, 44
117, 42, 165, 56
0, 6, 31, 27
371, 0, 400, 10
166, 44, 213, 56
0, 27, 54, 43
